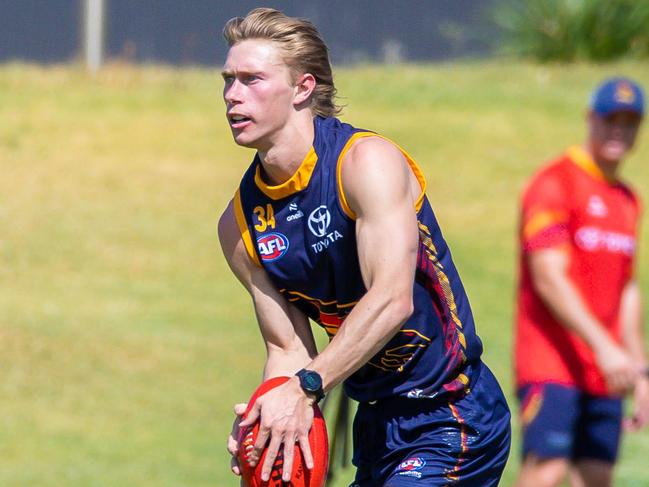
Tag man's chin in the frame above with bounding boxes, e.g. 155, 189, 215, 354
231, 132, 259, 149
601, 142, 629, 162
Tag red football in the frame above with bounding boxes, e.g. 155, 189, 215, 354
238, 376, 329, 487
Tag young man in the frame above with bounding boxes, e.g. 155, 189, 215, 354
219, 9, 510, 486
514, 78, 648, 487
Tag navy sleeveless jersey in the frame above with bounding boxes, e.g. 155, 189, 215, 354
234, 116, 483, 403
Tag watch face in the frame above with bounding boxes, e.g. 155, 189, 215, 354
303, 372, 322, 391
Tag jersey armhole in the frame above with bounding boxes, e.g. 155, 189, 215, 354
336, 132, 427, 220
233, 189, 261, 267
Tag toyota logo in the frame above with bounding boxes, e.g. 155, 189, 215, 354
308, 205, 331, 237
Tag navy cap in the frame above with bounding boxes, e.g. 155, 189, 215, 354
590, 77, 644, 117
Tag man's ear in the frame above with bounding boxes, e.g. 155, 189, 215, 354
293, 73, 316, 107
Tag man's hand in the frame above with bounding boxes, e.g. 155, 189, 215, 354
594, 340, 638, 395
239, 377, 315, 482
624, 375, 649, 431
227, 403, 248, 477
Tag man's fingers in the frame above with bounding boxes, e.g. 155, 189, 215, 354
234, 403, 248, 416
260, 434, 282, 482
281, 437, 295, 482
230, 455, 241, 476
623, 415, 643, 432
248, 420, 270, 466
227, 434, 239, 456
298, 433, 314, 470
239, 401, 260, 428
607, 370, 635, 395
631, 405, 649, 430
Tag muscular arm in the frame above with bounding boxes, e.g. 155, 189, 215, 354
231, 137, 420, 481
219, 201, 319, 480
307, 137, 419, 390
528, 248, 637, 393
218, 201, 317, 378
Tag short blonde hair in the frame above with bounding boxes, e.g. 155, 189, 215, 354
223, 8, 341, 118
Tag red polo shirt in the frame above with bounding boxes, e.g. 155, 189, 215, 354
515, 146, 641, 395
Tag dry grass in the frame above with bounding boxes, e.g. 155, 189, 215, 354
0, 61, 648, 486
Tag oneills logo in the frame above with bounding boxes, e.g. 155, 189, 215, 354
286, 202, 304, 222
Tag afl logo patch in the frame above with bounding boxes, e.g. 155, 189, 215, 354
399, 457, 426, 471
257, 232, 289, 262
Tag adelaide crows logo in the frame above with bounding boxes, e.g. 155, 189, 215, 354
614, 81, 636, 104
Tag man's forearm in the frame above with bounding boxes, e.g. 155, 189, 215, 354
262, 343, 316, 381
621, 281, 647, 368
305, 287, 412, 392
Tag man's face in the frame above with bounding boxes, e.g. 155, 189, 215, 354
588, 110, 643, 163
222, 40, 296, 150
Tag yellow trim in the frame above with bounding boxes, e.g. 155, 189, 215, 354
283, 289, 358, 308
447, 403, 469, 482
523, 210, 568, 240
566, 145, 615, 184
233, 189, 261, 267
522, 389, 544, 426
320, 325, 340, 337
418, 223, 467, 348
400, 143, 428, 213
254, 147, 318, 199
336, 133, 427, 220
400, 329, 432, 342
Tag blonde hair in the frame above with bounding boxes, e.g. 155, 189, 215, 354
223, 8, 341, 118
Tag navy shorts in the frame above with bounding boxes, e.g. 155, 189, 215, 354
517, 383, 623, 463
350, 364, 511, 486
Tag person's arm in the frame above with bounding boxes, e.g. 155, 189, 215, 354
620, 279, 649, 430
528, 248, 637, 394
219, 201, 318, 377
219, 201, 318, 478
241, 137, 420, 481
307, 137, 419, 388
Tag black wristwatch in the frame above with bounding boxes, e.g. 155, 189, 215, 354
295, 368, 325, 403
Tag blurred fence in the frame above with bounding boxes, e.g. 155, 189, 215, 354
1, 0, 499, 66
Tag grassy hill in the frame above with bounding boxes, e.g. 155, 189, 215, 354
0, 61, 648, 486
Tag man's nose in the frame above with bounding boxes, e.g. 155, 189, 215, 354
225, 80, 243, 104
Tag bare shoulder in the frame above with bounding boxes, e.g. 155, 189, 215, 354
341, 135, 410, 189
218, 200, 256, 289
343, 135, 407, 174
341, 135, 414, 217
217, 200, 239, 256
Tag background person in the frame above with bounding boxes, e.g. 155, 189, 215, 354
513, 77, 648, 487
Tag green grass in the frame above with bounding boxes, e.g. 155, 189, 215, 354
0, 61, 648, 486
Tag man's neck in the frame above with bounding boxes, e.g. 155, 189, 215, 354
258, 115, 315, 185
585, 144, 621, 182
